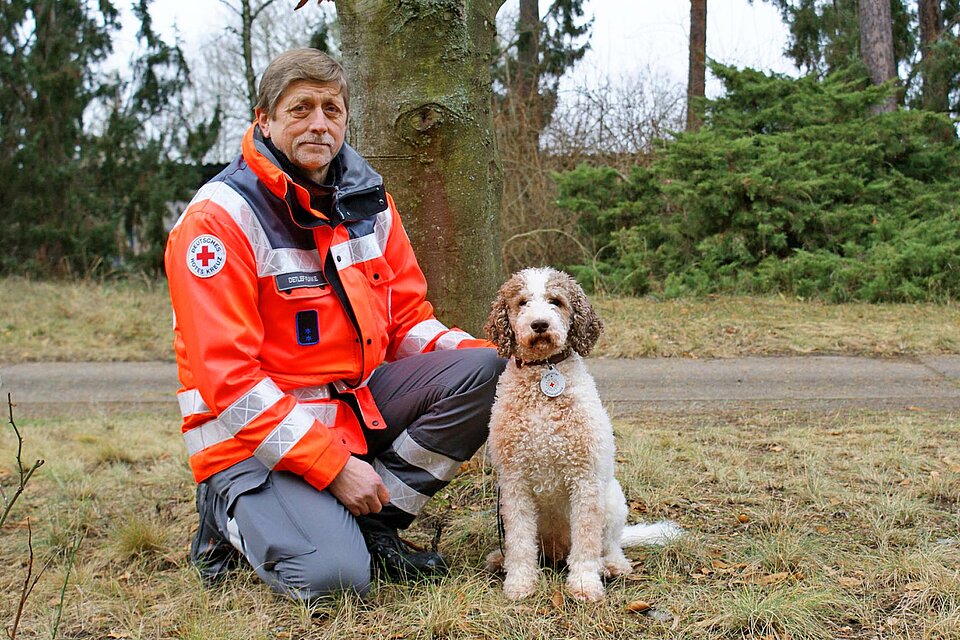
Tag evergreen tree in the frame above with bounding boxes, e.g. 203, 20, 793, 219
556, 63, 960, 302
495, 0, 593, 146
0, 0, 219, 275
765, 0, 960, 116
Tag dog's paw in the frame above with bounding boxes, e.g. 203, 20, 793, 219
601, 552, 632, 578
503, 569, 538, 601
566, 572, 605, 602
485, 549, 504, 574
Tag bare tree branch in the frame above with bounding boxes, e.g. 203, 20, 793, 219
0, 394, 44, 529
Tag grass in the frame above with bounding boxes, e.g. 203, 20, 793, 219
3, 406, 959, 639
1, 276, 959, 362
2, 278, 959, 638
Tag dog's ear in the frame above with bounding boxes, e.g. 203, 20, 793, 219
484, 284, 516, 359
566, 275, 604, 357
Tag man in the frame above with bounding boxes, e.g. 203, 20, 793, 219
165, 48, 504, 600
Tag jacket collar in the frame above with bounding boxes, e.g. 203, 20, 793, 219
241, 123, 386, 227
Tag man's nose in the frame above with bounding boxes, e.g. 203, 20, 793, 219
531, 320, 549, 334
307, 110, 330, 132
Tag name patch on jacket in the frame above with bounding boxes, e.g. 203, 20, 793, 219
276, 271, 327, 292
296, 310, 320, 345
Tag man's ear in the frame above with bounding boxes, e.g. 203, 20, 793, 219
255, 108, 271, 138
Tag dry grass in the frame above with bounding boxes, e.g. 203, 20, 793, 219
1, 277, 958, 363
0, 276, 172, 363
3, 405, 959, 639
595, 295, 960, 358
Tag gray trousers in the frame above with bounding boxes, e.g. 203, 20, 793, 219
193, 348, 505, 599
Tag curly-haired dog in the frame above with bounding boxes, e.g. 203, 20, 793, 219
483, 267, 681, 602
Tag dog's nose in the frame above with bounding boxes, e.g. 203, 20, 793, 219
531, 320, 549, 334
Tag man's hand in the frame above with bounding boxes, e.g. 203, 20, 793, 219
327, 457, 391, 516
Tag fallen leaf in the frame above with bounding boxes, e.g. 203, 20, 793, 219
814, 525, 830, 535
904, 581, 929, 591
737, 513, 750, 523
838, 576, 862, 588
769, 445, 784, 452
757, 572, 790, 586
626, 600, 651, 613
711, 559, 729, 569
550, 590, 563, 610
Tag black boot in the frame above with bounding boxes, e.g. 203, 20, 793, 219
189, 484, 239, 584
357, 516, 448, 582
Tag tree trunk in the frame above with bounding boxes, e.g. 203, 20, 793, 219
686, 0, 706, 131
241, 0, 257, 113
858, 0, 898, 113
335, 0, 505, 335
919, 0, 948, 112
517, 0, 540, 104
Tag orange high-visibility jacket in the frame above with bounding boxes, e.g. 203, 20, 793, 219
165, 124, 490, 491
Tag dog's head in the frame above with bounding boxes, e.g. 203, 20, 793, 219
484, 267, 603, 361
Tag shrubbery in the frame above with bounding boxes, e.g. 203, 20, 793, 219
557, 63, 960, 301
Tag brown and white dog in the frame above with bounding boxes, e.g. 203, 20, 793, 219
483, 267, 680, 602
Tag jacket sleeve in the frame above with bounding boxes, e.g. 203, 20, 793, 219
380, 194, 495, 361
166, 203, 350, 490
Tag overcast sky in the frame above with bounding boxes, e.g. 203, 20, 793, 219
115, 0, 797, 97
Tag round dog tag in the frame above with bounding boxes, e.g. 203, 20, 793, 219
539, 366, 566, 398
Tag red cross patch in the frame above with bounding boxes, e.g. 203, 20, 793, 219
186, 235, 227, 278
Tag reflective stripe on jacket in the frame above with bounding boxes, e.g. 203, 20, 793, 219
165, 124, 490, 491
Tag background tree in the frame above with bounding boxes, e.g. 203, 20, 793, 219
0, 0, 217, 275
493, 1, 593, 277
332, 0, 506, 335
919, 0, 949, 111
687, 0, 707, 130
859, 0, 898, 111
496, 0, 592, 150
766, 0, 914, 77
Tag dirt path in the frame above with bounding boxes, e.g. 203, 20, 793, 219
2, 355, 958, 415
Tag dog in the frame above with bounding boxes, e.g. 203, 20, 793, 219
483, 267, 681, 602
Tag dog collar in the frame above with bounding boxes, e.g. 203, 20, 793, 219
513, 349, 572, 369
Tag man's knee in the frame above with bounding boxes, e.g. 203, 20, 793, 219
270, 548, 372, 600
456, 348, 507, 396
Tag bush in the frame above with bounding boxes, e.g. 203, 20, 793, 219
556, 63, 960, 301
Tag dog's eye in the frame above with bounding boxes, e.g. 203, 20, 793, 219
517, 298, 528, 307
549, 297, 563, 307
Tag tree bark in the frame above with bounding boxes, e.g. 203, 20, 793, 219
919, 0, 948, 112
517, 0, 540, 104
858, 0, 898, 113
241, 0, 257, 113
335, 0, 505, 335
686, 0, 706, 131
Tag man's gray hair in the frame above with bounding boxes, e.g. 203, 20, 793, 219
256, 48, 350, 117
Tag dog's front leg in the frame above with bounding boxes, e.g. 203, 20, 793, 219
565, 481, 606, 601
499, 477, 541, 600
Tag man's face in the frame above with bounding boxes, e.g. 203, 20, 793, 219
256, 80, 347, 183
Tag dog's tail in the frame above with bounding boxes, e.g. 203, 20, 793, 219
620, 520, 683, 548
